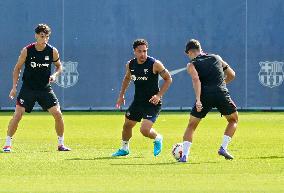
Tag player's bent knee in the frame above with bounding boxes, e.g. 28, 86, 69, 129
140, 127, 149, 137
230, 113, 238, 123
123, 123, 133, 131
226, 112, 238, 124
52, 110, 63, 120
228, 117, 238, 125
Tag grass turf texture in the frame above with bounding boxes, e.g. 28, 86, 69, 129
0, 111, 283, 193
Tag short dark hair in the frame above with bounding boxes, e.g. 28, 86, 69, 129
133, 39, 148, 49
35, 24, 51, 35
185, 39, 201, 53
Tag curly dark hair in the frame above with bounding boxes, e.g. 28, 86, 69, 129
133, 39, 148, 49
35, 24, 51, 35
185, 39, 201, 53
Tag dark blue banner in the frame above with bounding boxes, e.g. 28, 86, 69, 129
0, 0, 283, 110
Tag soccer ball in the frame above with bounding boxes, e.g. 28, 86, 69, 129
172, 143, 183, 160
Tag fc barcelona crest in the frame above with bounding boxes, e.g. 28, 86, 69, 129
258, 61, 284, 88
55, 61, 79, 88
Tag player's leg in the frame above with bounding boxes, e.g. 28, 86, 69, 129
3, 105, 25, 152
142, 120, 163, 156
121, 117, 137, 152
216, 92, 238, 159
180, 115, 201, 162
38, 89, 70, 151
6, 105, 25, 137
218, 111, 238, 159
179, 101, 210, 162
141, 105, 163, 156
3, 87, 35, 152
122, 117, 137, 141
112, 117, 137, 157
183, 115, 201, 142
112, 103, 140, 157
48, 105, 64, 137
140, 119, 158, 139
224, 111, 238, 137
47, 105, 70, 151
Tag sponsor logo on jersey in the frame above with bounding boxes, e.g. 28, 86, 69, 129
55, 61, 79, 88
45, 56, 49, 60
144, 69, 148, 74
136, 76, 148, 81
30, 62, 50, 68
131, 75, 136, 81
131, 75, 148, 81
258, 61, 284, 88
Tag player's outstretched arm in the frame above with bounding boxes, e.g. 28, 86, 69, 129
116, 62, 132, 108
9, 48, 27, 99
187, 63, 202, 112
149, 60, 172, 105
50, 48, 62, 83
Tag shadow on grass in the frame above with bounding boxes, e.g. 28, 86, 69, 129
242, 155, 284, 160
66, 156, 144, 161
110, 161, 219, 166
0, 151, 12, 154
40, 150, 53, 153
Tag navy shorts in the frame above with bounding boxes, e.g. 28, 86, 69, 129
125, 102, 161, 123
17, 86, 58, 113
191, 91, 237, 118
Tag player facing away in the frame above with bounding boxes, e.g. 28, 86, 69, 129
3, 24, 71, 152
179, 39, 238, 162
112, 39, 172, 157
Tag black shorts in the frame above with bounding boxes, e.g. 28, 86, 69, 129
125, 102, 161, 123
17, 86, 58, 113
191, 91, 237, 118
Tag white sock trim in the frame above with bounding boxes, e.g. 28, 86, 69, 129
5, 136, 12, 147
221, 135, 232, 150
183, 141, 192, 157
58, 136, 64, 146
121, 140, 129, 151
154, 133, 163, 141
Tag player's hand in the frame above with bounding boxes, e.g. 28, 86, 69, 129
196, 100, 203, 112
49, 74, 57, 83
115, 96, 125, 109
9, 88, 17, 100
149, 94, 161, 105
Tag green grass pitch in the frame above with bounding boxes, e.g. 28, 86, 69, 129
0, 111, 283, 193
